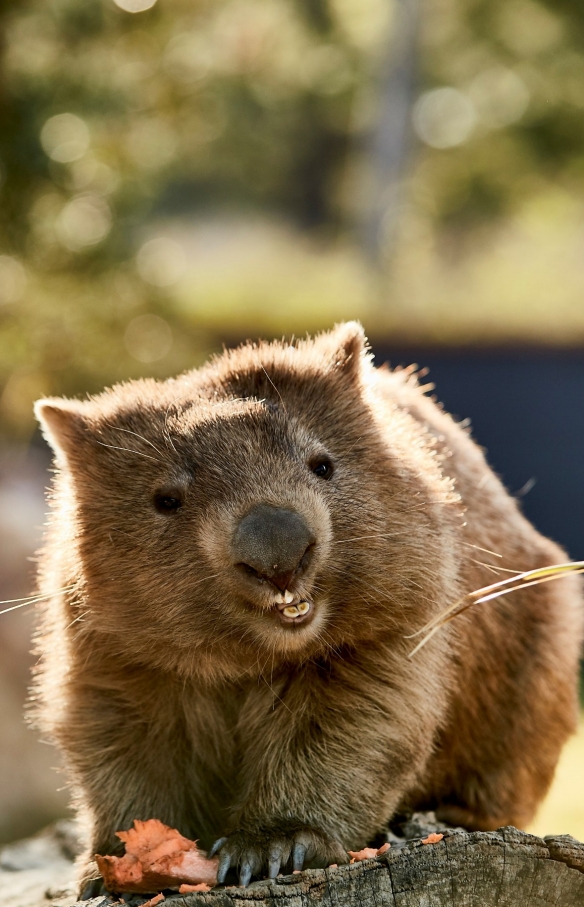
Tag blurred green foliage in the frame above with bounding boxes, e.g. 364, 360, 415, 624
416, 0, 584, 231
2, 0, 584, 438
0, 0, 388, 436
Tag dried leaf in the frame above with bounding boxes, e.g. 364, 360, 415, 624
347, 847, 378, 861
141, 894, 164, 907
96, 819, 218, 894
421, 833, 444, 845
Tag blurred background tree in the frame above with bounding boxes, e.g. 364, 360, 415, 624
0, 0, 380, 439
3, 0, 584, 439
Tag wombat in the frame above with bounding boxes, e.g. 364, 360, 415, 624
33, 322, 583, 893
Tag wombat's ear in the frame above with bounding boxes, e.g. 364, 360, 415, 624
34, 398, 91, 465
322, 321, 369, 379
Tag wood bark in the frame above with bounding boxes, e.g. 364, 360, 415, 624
3, 819, 584, 907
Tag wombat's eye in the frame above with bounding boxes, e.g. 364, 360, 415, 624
311, 458, 334, 480
153, 492, 183, 514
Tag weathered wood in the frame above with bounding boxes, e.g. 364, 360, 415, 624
3, 818, 584, 907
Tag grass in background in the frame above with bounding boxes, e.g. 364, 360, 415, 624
528, 715, 584, 840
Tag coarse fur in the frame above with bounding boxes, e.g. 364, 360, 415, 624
32, 322, 583, 891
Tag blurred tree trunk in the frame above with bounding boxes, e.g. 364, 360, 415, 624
360, 0, 420, 266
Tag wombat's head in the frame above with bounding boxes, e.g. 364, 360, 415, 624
36, 322, 457, 678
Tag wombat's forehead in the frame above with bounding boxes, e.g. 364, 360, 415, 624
109, 396, 293, 452
162, 395, 283, 430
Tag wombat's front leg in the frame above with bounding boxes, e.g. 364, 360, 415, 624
214, 650, 442, 885
59, 680, 203, 899
75, 752, 197, 899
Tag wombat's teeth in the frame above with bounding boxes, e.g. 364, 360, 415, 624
281, 600, 311, 619
284, 590, 295, 604
274, 592, 286, 604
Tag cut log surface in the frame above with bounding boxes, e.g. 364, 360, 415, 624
3, 815, 584, 907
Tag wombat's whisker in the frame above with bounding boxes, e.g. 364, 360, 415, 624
321, 635, 342, 658
463, 543, 503, 559
334, 434, 364, 458
162, 429, 178, 454
0, 597, 47, 616
407, 560, 584, 657
66, 610, 90, 630
323, 564, 403, 607
96, 440, 162, 463
259, 672, 292, 713
471, 560, 522, 575
333, 531, 409, 544
0, 584, 77, 616
394, 500, 455, 513
261, 366, 288, 417
163, 402, 179, 452
112, 427, 165, 458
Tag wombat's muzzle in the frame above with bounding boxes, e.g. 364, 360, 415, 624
232, 504, 316, 592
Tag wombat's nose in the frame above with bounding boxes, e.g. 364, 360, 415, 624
233, 505, 315, 591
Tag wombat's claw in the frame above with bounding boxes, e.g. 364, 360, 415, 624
292, 842, 306, 872
212, 824, 347, 887
267, 839, 292, 879
239, 854, 259, 888
79, 877, 107, 900
239, 864, 252, 887
209, 837, 228, 858
215, 844, 259, 887
217, 850, 232, 885
267, 839, 288, 879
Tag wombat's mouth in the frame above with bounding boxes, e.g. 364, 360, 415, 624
272, 595, 314, 627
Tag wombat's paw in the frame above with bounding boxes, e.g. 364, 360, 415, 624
210, 821, 348, 886
77, 859, 107, 900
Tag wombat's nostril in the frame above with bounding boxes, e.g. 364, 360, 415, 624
232, 505, 315, 591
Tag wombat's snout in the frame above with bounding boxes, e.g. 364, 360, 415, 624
232, 505, 316, 592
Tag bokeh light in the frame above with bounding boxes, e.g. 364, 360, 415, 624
136, 238, 187, 287
112, 0, 158, 13
40, 113, 90, 164
163, 35, 212, 85
412, 88, 476, 149
125, 118, 178, 171
0, 257, 27, 306
468, 68, 530, 129
55, 195, 112, 251
124, 314, 173, 362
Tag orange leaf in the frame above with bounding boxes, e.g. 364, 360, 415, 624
96, 820, 218, 893
347, 847, 378, 862
421, 833, 444, 845
141, 894, 164, 907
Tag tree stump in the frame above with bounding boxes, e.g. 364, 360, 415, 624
3, 816, 584, 907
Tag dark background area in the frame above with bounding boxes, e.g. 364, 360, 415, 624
376, 347, 584, 560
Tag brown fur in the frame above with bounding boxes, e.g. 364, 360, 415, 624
33, 323, 583, 890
